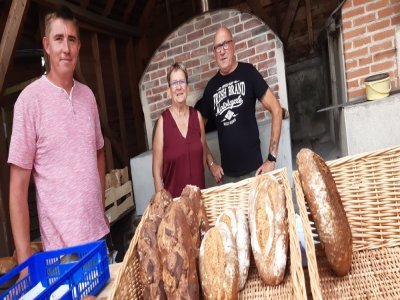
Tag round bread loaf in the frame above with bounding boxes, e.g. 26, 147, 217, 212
0, 257, 17, 275
296, 148, 352, 276
216, 208, 250, 290
199, 222, 238, 299
248, 174, 288, 285
157, 201, 199, 299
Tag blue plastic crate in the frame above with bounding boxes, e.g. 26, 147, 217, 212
0, 240, 110, 300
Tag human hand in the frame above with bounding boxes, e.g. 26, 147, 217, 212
256, 160, 276, 175
210, 163, 224, 183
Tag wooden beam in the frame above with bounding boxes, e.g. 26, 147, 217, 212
126, 38, 146, 153
91, 33, 114, 170
80, 0, 90, 9
139, 0, 157, 31
0, 0, 30, 99
100, 118, 127, 167
33, 0, 140, 37
304, 0, 314, 52
280, 0, 300, 44
110, 38, 128, 162
123, 0, 136, 23
102, 0, 115, 17
245, 0, 276, 33
165, 0, 173, 30
0, 110, 13, 256
3, 78, 39, 96
272, 0, 281, 37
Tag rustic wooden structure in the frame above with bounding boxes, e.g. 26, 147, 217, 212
0, 0, 341, 256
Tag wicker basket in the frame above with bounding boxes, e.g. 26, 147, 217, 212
108, 168, 307, 299
293, 145, 400, 300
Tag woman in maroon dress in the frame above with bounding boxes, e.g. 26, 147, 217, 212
152, 62, 208, 197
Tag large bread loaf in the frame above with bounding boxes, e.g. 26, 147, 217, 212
157, 201, 199, 299
216, 208, 250, 291
248, 174, 288, 285
137, 189, 173, 299
296, 148, 352, 276
181, 185, 210, 240
199, 222, 238, 299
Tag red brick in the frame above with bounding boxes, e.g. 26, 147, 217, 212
353, 13, 376, 27
244, 19, 261, 30
348, 80, 359, 89
373, 28, 395, 42
371, 60, 395, 73
189, 74, 200, 84
235, 30, 253, 42
212, 11, 231, 23
222, 16, 241, 28
347, 66, 370, 80
237, 48, 255, 60
235, 41, 247, 52
178, 24, 194, 36
342, 20, 352, 31
234, 23, 244, 34
183, 40, 200, 52
188, 30, 204, 41
152, 51, 166, 62
171, 36, 187, 48
158, 58, 174, 69
147, 62, 159, 72
195, 18, 211, 30
353, 36, 372, 48
249, 53, 268, 65
343, 27, 366, 41
342, 6, 365, 19
353, 0, 368, 7
174, 52, 191, 62
194, 80, 208, 90
268, 51, 275, 59
185, 58, 200, 68
377, 6, 396, 18
150, 69, 166, 81
148, 94, 162, 104
201, 70, 217, 80
392, 14, 400, 25
373, 48, 396, 62
370, 40, 393, 53
200, 35, 214, 47
344, 41, 353, 52
166, 46, 183, 57
247, 35, 267, 48
156, 99, 171, 110
268, 67, 277, 76
345, 46, 369, 60
151, 85, 166, 95
204, 23, 221, 36
358, 56, 373, 67
348, 88, 365, 100
255, 41, 276, 53
367, 19, 391, 32
366, 0, 389, 12
191, 47, 207, 58
345, 60, 358, 70
192, 64, 210, 75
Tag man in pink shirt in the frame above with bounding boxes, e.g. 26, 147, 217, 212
8, 6, 109, 265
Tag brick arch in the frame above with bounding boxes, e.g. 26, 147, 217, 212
139, 9, 288, 148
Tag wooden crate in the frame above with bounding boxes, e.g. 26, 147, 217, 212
105, 180, 134, 224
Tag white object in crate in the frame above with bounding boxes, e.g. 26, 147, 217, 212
130, 150, 154, 215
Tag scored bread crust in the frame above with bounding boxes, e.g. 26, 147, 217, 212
199, 222, 239, 300
297, 148, 352, 276
137, 189, 173, 299
216, 208, 250, 291
248, 174, 288, 285
157, 201, 199, 299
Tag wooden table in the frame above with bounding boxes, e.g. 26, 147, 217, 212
97, 263, 122, 299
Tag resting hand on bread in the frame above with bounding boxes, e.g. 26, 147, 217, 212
256, 160, 276, 175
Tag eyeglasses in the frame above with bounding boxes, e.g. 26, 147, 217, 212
170, 79, 187, 88
213, 40, 233, 53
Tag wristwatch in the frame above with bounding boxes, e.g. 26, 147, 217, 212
267, 153, 277, 162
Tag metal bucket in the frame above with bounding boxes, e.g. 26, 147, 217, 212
365, 73, 391, 100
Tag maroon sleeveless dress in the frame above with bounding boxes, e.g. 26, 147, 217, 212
162, 107, 205, 198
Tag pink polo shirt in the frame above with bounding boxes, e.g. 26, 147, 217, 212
8, 76, 109, 251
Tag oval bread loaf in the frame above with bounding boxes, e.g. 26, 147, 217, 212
157, 201, 199, 299
216, 208, 250, 291
248, 174, 288, 285
296, 148, 352, 276
199, 222, 239, 300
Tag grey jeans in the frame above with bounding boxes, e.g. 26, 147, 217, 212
222, 169, 257, 184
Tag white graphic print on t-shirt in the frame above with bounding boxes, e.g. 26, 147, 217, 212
213, 80, 245, 127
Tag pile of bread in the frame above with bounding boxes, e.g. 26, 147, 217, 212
137, 174, 289, 299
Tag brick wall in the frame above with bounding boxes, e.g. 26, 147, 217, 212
342, 0, 400, 100
139, 9, 287, 148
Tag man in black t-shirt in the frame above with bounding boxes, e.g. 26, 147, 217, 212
199, 27, 282, 183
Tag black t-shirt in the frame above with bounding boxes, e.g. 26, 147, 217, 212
199, 62, 269, 177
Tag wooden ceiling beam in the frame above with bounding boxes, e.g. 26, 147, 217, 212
33, 0, 140, 37
245, 0, 277, 33
102, 0, 115, 17
304, 0, 314, 52
123, 0, 136, 23
280, 0, 300, 44
80, 0, 90, 9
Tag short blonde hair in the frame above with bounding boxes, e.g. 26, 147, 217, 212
167, 62, 188, 86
